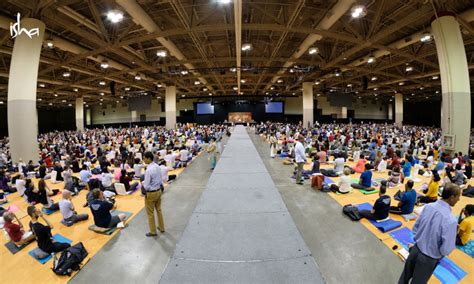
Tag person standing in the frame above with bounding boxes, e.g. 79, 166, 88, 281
269, 134, 277, 158
207, 138, 218, 170
143, 151, 165, 237
398, 183, 461, 284
295, 135, 306, 185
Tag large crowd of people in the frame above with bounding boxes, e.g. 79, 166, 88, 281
256, 121, 473, 283
0, 123, 230, 255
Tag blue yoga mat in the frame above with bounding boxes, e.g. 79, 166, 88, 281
356, 203, 402, 233
389, 227, 467, 284
41, 207, 57, 215
456, 240, 474, 258
27, 234, 72, 264
323, 177, 335, 185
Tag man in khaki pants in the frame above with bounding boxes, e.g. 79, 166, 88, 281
142, 151, 165, 237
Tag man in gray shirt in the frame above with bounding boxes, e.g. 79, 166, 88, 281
59, 190, 88, 225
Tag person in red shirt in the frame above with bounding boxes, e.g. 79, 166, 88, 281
44, 154, 53, 168
3, 212, 35, 246
353, 154, 367, 173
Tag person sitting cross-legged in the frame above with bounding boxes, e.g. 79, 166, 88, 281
351, 164, 372, 190
359, 182, 391, 221
89, 188, 126, 230
456, 204, 474, 246
3, 211, 35, 246
59, 190, 88, 225
417, 172, 440, 204
390, 179, 417, 215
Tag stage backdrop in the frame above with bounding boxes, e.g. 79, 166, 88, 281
228, 112, 252, 123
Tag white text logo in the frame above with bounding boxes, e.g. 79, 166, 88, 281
10, 13, 39, 39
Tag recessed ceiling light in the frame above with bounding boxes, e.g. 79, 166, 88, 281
314, 80, 320, 85
373, 87, 378, 91
100, 98, 103, 101
233, 86, 238, 91
289, 69, 294, 73
230, 67, 237, 72
181, 70, 188, 75
83, 102, 86, 104
398, 82, 405, 86
347, 84, 352, 87
124, 87, 130, 91
181, 94, 186, 97
107, 10, 124, 23
100, 61, 109, 69
0, 101, 3, 104
371, 76, 377, 81
374, 94, 378, 97
270, 86, 275, 90
292, 92, 295, 95
367, 56, 375, 64
99, 81, 106, 86
99, 103, 102, 105
54, 93, 58, 97
435, 90, 440, 94
411, 93, 415, 96
405, 66, 413, 72
419, 87, 424, 90
157, 83, 162, 88
218, 0, 232, 4
39, 83, 45, 88
335, 71, 341, 77
316, 93, 321, 97
432, 76, 439, 80
240, 79, 246, 83
73, 88, 78, 92
120, 96, 124, 99
116, 100, 119, 103
351, 5, 367, 18
61, 100, 66, 103
203, 88, 208, 91
156, 50, 167, 57
420, 32, 432, 43
209, 93, 212, 96
85, 105, 89, 107
134, 75, 141, 80
62, 71, 71, 77
241, 43, 252, 51
38, 98, 42, 101
45, 40, 54, 48
157, 96, 161, 99
68, 103, 72, 106
277, 79, 283, 83
308, 47, 319, 55
100, 92, 104, 96
194, 81, 201, 85
49, 103, 53, 106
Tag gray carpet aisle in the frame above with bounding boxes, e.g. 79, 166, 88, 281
159, 125, 325, 284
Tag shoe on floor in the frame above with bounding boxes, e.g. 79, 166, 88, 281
146, 232, 157, 237
157, 227, 165, 233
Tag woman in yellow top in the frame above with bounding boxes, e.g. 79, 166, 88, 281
417, 172, 440, 204
457, 205, 474, 246
207, 137, 218, 170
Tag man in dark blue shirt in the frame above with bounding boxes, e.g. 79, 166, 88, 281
390, 180, 417, 215
351, 164, 372, 190
89, 189, 125, 228
359, 183, 391, 220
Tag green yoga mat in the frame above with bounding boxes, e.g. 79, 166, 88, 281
359, 189, 379, 195
88, 210, 132, 235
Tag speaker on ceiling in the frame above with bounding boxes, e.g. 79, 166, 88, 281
110, 81, 116, 96
362, 76, 368, 90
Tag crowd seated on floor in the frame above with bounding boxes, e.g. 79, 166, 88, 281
0, 124, 230, 266
256, 121, 474, 250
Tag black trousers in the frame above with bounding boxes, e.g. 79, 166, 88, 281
398, 245, 440, 284
390, 206, 404, 215
359, 210, 376, 220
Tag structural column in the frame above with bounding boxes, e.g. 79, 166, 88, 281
432, 14, 471, 153
7, 18, 45, 163
388, 103, 393, 120
340, 107, 348, 119
75, 96, 84, 131
131, 110, 137, 122
394, 93, 403, 125
302, 82, 313, 128
165, 85, 177, 129
85, 108, 91, 125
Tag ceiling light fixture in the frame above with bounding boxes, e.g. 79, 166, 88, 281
62, 71, 71, 77
277, 79, 283, 83
314, 80, 320, 85
230, 67, 237, 72
49, 103, 53, 106
218, 0, 232, 4
62, 100, 66, 103
367, 56, 375, 64
99, 81, 106, 86
38, 98, 42, 101
420, 32, 432, 43
335, 70, 341, 77
156, 50, 167, 57
100, 92, 104, 96
371, 76, 377, 81
181, 70, 188, 75
209, 93, 213, 96
44, 39, 54, 48
54, 93, 58, 97
398, 82, 405, 86
194, 81, 201, 85
39, 83, 45, 88
405, 66, 413, 72
241, 79, 246, 83
157, 83, 162, 88
241, 43, 252, 51
100, 61, 109, 69
289, 69, 294, 73
435, 90, 440, 94
308, 47, 319, 55
134, 75, 141, 80
124, 87, 130, 91
432, 75, 439, 80
347, 84, 352, 87
373, 87, 378, 91
203, 88, 208, 91
73, 88, 78, 92
351, 5, 367, 18
233, 86, 238, 91
107, 10, 124, 23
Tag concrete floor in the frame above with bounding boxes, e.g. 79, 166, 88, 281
249, 129, 403, 284
71, 127, 403, 284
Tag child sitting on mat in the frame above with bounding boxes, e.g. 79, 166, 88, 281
359, 182, 391, 221
3, 212, 35, 246
457, 204, 474, 246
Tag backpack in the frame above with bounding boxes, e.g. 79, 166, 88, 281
342, 204, 361, 221
52, 242, 88, 276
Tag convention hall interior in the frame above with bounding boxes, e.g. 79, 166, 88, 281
0, 0, 473, 283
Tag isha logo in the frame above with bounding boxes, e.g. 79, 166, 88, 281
10, 13, 39, 39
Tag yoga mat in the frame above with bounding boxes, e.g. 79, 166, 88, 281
359, 189, 379, 195
88, 210, 132, 235
456, 240, 474, 258
389, 227, 467, 284
351, 178, 359, 184
7, 204, 20, 213
4, 240, 32, 254
27, 234, 72, 264
323, 177, 335, 185
357, 203, 402, 233
41, 208, 57, 215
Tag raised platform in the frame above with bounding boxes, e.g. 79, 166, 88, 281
159, 125, 324, 283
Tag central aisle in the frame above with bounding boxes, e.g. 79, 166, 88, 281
160, 126, 324, 283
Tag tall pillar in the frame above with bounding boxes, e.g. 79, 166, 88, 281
432, 14, 471, 153
388, 103, 393, 120
85, 108, 91, 125
165, 86, 177, 129
7, 18, 45, 164
75, 96, 84, 131
340, 107, 348, 119
395, 93, 403, 125
131, 110, 137, 122
302, 82, 313, 128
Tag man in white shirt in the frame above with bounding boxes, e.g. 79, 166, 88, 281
15, 174, 26, 196
143, 152, 165, 237
159, 160, 176, 183
295, 135, 307, 185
